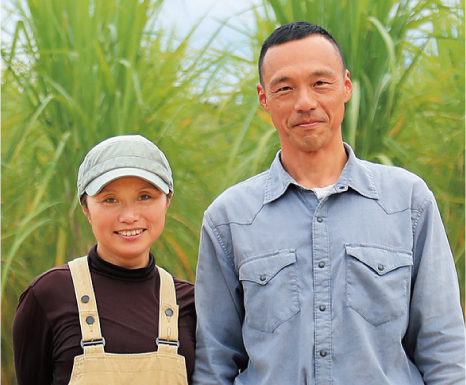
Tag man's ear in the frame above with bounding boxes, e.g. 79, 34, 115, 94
344, 69, 353, 103
257, 83, 270, 113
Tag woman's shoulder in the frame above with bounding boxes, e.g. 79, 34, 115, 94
20, 264, 74, 306
173, 275, 194, 287
28, 263, 71, 287
173, 276, 194, 296
172, 276, 195, 309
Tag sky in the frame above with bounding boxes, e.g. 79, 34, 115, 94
1, 0, 263, 53
159, 0, 261, 48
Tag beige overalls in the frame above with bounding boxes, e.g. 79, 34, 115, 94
67, 256, 188, 385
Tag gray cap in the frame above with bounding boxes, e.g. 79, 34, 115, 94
77, 135, 173, 200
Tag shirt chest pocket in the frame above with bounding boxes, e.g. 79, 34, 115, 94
345, 244, 413, 326
239, 250, 300, 333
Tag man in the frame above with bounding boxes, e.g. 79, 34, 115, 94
192, 22, 465, 385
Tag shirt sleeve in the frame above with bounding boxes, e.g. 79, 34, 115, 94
192, 213, 248, 385
404, 192, 465, 384
12, 284, 54, 385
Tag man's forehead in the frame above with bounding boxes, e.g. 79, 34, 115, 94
261, 36, 344, 82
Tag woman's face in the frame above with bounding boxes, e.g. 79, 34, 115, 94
83, 176, 170, 269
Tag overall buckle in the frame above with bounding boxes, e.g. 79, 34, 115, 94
156, 337, 180, 347
80, 337, 106, 348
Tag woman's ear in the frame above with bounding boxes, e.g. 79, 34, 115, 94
82, 206, 92, 224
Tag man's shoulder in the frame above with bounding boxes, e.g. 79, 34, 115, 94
205, 170, 270, 224
362, 159, 428, 188
360, 159, 433, 208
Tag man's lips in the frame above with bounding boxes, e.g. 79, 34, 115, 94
291, 116, 326, 128
293, 120, 321, 129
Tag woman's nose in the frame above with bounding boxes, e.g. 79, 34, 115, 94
119, 205, 140, 223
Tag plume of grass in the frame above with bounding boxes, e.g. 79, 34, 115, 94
388, 0, 465, 300
1, 0, 230, 381
263, 0, 452, 161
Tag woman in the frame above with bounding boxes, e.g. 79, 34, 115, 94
13, 135, 196, 385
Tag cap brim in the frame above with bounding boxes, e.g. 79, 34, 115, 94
85, 168, 170, 196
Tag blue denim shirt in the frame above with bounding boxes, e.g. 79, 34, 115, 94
193, 144, 465, 385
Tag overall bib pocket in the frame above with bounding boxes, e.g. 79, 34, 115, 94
345, 244, 413, 326
239, 250, 300, 333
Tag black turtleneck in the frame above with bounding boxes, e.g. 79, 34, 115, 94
12, 246, 196, 385
88, 245, 156, 280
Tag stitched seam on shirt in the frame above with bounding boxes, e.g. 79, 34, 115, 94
410, 193, 433, 283
374, 199, 412, 215
345, 243, 412, 254
204, 212, 237, 274
411, 193, 433, 236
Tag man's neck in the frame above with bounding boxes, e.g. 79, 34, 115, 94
280, 143, 348, 190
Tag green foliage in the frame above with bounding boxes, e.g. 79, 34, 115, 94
263, 0, 457, 161
390, 2, 465, 290
1, 0, 223, 381
1, 0, 464, 383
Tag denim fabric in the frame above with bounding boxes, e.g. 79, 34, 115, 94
193, 144, 465, 385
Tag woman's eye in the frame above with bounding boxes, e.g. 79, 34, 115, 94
139, 194, 152, 201
104, 197, 117, 203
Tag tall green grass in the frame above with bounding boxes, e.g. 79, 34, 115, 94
262, 0, 455, 161
389, 1, 465, 291
1, 0, 226, 381
1, 0, 464, 383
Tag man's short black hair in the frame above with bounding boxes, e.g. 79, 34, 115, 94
258, 21, 346, 85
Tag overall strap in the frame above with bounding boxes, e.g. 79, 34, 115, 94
68, 256, 105, 354
156, 266, 180, 354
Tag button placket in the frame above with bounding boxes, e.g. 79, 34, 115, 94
313, 205, 331, 380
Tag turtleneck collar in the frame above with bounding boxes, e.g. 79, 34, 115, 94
87, 245, 156, 281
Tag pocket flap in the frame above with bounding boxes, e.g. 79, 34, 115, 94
239, 250, 297, 285
345, 245, 412, 276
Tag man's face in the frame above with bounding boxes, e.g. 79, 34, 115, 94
257, 35, 352, 155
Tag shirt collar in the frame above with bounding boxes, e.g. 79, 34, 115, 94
263, 143, 379, 205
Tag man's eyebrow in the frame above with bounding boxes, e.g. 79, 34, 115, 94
312, 69, 337, 77
270, 76, 291, 87
270, 69, 338, 87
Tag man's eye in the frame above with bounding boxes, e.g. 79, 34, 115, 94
315, 81, 328, 86
278, 86, 292, 92
139, 194, 152, 201
104, 197, 117, 203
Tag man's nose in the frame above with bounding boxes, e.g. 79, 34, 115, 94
294, 88, 318, 112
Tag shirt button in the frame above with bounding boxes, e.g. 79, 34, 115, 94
317, 217, 323, 223
320, 350, 328, 357
378, 264, 385, 271
318, 262, 325, 268
260, 274, 267, 281
319, 305, 326, 312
